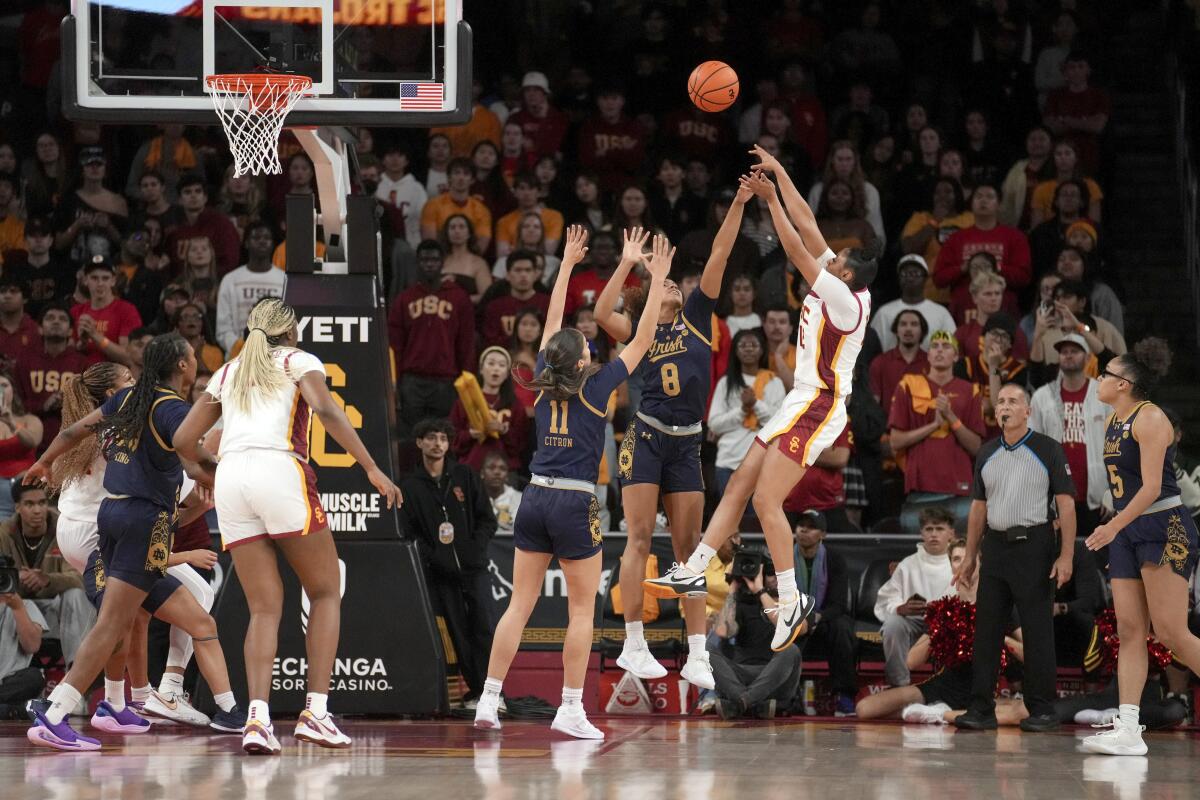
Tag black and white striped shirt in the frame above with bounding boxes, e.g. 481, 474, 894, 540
972, 429, 1076, 530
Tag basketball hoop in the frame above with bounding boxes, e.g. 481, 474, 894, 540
206, 73, 314, 176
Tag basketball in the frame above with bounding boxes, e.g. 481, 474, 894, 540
688, 60, 739, 112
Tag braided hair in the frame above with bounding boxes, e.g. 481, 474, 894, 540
225, 298, 298, 413
54, 362, 126, 488
93, 333, 190, 457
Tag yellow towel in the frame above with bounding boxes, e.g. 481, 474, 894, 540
743, 370, 775, 430
454, 372, 498, 440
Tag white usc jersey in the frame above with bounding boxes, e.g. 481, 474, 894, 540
793, 268, 871, 399
206, 348, 326, 459
56, 456, 107, 524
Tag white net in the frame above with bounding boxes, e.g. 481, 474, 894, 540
206, 74, 313, 176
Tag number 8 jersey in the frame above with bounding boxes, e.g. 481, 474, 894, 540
631, 288, 717, 426
528, 353, 629, 481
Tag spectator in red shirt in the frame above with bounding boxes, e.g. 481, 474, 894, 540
0, 276, 41, 373
888, 331, 985, 532
164, 173, 241, 277
1043, 51, 1110, 175
13, 302, 87, 450
389, 240, 476, 436
70, 257, 142, 366
869, 308, 929, 410
933, 183, 1031, 324
507, 72, 569, 161
577, 83, 648, 193
447, 346, 529, 471
478, 249, 550, 348
564, 230, 639, 317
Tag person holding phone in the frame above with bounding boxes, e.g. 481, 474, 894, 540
873, 507, 956, 687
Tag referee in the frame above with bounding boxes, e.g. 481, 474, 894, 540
953, 383, 1077, 732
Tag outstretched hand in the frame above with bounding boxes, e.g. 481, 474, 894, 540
739, 171, 776, 200
562, 225, 590, 266
621, 227, 650, 263
749, 144, 783, 175
643, 234, 675, 279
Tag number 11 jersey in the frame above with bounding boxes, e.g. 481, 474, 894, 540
528, 352, 629, 481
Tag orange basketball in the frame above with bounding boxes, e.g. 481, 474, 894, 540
688, 61, 739, 112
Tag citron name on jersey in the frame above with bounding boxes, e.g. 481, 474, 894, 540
296, 316, 372, 343
544, 435, 574, 448
647, 333, 688, 363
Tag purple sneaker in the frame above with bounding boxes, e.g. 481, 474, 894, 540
27, 702, 101, 752
91, 701, 151, 734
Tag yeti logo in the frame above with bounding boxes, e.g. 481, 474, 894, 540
301, 558, 347, 634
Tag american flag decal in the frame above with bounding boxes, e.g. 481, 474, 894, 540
399, 82, 444, 110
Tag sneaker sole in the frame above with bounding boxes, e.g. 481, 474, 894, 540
1081, 741, 1148, 756
27, 726, 101, 751
142, 708, 210, 727
550, 722, 604, 740
242, 740, 281, 755
615, 653, 668, 680
641, 580, 705, 600
209, 722, 246, 734
294, 730, 352, 749
90, 716, 151, 734
680, 667, 715, 691
474, 719, 501, 730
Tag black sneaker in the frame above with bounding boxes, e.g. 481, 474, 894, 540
210, 705, 247, 733
953, 709, 998, 730
1019, 713, 1060, 732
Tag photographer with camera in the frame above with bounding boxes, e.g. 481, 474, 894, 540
0, 553, 48, 716
708, 545, 803, 719
0, 483, 92, 666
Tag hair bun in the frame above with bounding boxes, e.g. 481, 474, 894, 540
1132, 337, 1172, 380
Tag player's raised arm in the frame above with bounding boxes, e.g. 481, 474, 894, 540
619, 235, 673, 372
699, 185, 751, 298
741, 172, 824, 288
541, 225, 589, 349
593, 227, 649, 343
750, 144, 830, 260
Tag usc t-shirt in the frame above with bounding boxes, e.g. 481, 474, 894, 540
70, 298, 143, 366
888, 374, 986, 496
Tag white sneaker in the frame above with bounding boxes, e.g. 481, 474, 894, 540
474, 693, 502, 730
551, 705, 604, 740
616, 643, 668, 679
242, 719, 282, 755
643, 563, 707, 599
902, 702, 951, 725
680, 653, 716, 690
768, 593, 816, 651
142, 689, 211, 726
293, 710, 352, 748
1081, 716, 1148, 756
1075, 708, 1118, 726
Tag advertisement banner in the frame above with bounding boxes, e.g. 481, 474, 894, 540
284, 273, 401, 541
200, 540, 447, 715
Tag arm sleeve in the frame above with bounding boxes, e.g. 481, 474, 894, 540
681, 286, 717, 341
582, 360, 629, 412
215, 275, 237, 352
1045, 439, 1077, 497
285, 351, 326, 382
874, 572, 904, 620
811, 269, 862, 332
972, 445, 991, 501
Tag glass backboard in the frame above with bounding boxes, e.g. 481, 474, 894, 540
65, 0, 471, 125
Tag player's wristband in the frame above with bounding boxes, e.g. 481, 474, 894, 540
951, 420, 963, 432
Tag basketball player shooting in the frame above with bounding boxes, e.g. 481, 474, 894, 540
646, 148, 879, 652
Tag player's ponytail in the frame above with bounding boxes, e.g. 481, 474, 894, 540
225, 298, 298, 413
514, 328, 601, 400
1123, 337, 1172, 400
53, 363, 124, 489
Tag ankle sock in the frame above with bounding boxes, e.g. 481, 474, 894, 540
104, 679, 125, 712
158, 671, 184, 696
624, 621, 645, 648
248, 699, 271, 726
483, 677, 503, 699
45, 683, 82, 726
688, 634, 706, 659
213, 691, 236, 713
686, 544, 717, 575
306, 692, 328, 717
561, 687, 583, 708
776, 568, 797, 603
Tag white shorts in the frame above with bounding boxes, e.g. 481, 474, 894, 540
215, 449, 327, 550
755, 384, 848, 467
56, 516, 100, 573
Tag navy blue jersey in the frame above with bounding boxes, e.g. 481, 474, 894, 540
1104, 401, 1180, 513
631, 288, 717, 426
99, 386, 190, 510
528, 353, 629, 481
